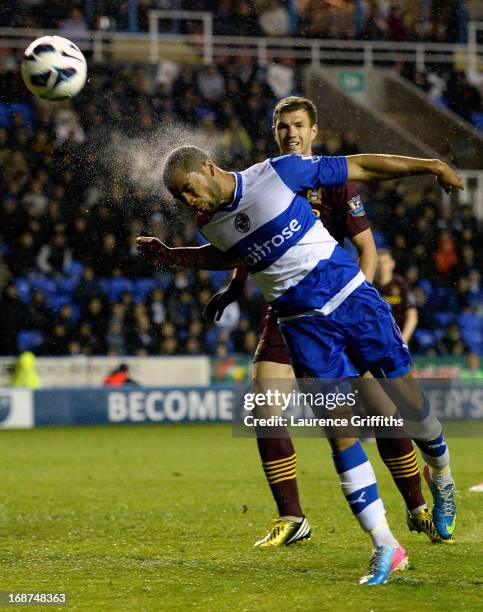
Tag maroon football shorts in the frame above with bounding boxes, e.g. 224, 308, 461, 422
253, 307, 292, 365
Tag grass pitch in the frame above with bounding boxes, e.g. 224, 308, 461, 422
1, 423, 482, 611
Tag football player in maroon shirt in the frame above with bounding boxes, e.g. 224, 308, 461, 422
376, 249, 418, 345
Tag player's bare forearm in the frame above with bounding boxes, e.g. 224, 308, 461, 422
171, 244, 239, 270
136, 237, 239, 270
346, 155, 464, 193
401, 308, 418, 344
351, 229, 377, 283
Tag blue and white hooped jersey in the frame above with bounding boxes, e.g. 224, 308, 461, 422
201, 154, 365, 318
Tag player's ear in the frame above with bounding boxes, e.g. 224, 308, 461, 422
202, 159, 216, 175
310, 123, 319, 142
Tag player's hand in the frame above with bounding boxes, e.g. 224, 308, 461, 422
203, 279, 245, 322
136, 236, 174, 267
434, 161, 464, 194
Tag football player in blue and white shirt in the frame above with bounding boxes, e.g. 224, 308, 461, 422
138, 148, 461, 585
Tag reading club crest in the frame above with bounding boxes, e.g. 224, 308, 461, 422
235, 212, 250, 233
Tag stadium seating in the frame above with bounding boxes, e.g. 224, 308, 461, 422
0, 45, 480, 358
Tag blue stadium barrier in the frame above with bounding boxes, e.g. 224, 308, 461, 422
33, 387, 236, 426
1, 382, 482, 430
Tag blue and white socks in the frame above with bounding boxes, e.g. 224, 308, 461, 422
401, 393, 453, 485
332, 441, 398, 549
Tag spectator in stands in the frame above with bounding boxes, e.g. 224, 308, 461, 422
0, 283, 27, 354
161, 336, 178, 355
197, 65, 226, 103
44, 323, 71, 356
0, 253, 12, 291
125, 304, 156, 355
75, 265, 106, 309
22, 178, 48, 214
213, 0, 235, 35
462, 352, 483, 379
459, 245, 477, 276
361, 1, 387, 40
232, 1, 260, 37
26, 288, 52, 335
468, 270, 482, 306
434, 231, 458, 276
219, 117, 253, 164
258, 0, 291, 37
37, 232, 73, 276
437, 322, 468, 356
106, 320, 127, 356
10, 232, 37, 276
387, 5, 407, 41
59, 8, 90, 47
103, 363, 139, 386
77, 321, 105, 355
148, 288, 167, 325
185, 336, 201, 354
456, 277, 473, 310
444, 71, 482, 123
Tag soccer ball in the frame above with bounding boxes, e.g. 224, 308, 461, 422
21, 36, 87, 100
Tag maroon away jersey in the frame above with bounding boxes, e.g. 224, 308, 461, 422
376, 274, 416, 329
305, 183, 369, 244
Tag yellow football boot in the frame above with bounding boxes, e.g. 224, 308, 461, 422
254, 516, 311, 548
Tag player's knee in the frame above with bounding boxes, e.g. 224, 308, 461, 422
328, 437, 357, 452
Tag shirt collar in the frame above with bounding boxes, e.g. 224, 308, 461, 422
219, 172, 243, 212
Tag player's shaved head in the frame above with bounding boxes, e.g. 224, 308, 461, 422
273, 96, 318, 127
162, 145, 210, 194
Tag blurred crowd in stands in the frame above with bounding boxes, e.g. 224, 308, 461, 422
0, 0, 469, 44
1, 0, 481, 130
0, 52, 481, 359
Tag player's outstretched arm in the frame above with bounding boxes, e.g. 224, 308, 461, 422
136, 236, 239, 271
346, 155, 464, 193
